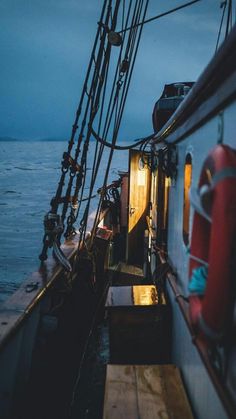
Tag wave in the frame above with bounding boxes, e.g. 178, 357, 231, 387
3, 190, 21, 195
0, 280, 20, 296
14, 166, 39, 171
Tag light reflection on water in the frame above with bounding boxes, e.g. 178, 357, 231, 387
0, 141, 128, 303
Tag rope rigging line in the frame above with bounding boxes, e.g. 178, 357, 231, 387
41, 0, 183, 266
102, 0, 145, 145
215, 1, 228, 53
91, 127, 157, 150
73, 0, 138, 243
215, 0, 234, 53
113, 0, 144, 131
92, 3, 142, 171
106, 0, 154, 153
51, 0, 109, 216
85, 0, 150, 250
70, 0, 134, 242
60, 1, 115, 230
117, 0, 202, 33
61, 0, 122, 239
72, 0, 124, 249
113, 1, 150, 139
65, 0, 127, 238
39, 0, 112, 261
94, 0, 134, 150
90, 0, 174, 153
72, 1, 127, 245
225, 0, 233, 38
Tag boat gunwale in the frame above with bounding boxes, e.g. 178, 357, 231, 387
0, 208, 109, 350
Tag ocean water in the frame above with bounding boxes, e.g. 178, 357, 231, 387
0, 141, 128, 303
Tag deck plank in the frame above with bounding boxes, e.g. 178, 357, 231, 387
103, 365, 138, 419
135, 365, 168, 419
103, 364, 194, 419
160, 364, 194, 418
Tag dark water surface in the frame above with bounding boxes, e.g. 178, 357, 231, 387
0, 141, 128, 303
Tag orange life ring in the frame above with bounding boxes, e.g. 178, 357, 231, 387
189, 145, 236, 340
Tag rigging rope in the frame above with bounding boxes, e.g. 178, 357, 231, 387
90, 127, 167, 150
39, 0, 111, 261
69, 0, 133, 240
215, 0, 234, 53
72, 0, 139, 244
225, 0, 233, 38
118, 0, 202, 33
74, 0, 124, 249
85, 0, 150, 250
215, 1, 227, 53
40, 0, 202, 266
52, 0, 109, 216
60, 1, 114, 230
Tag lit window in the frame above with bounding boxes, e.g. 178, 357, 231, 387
164, 176, 171, 230
183, 154, 192, 245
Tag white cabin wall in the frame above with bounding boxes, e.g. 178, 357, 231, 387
166, 112, 235, 419
221, 101, 236, 148
167, 280, 227, 419
168, 116, 219, 296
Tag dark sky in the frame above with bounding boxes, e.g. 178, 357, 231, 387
0, 0, 227, 140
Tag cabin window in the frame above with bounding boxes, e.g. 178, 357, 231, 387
183, 154, 192, 245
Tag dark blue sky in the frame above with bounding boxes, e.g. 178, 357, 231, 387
0, 1, 227, 140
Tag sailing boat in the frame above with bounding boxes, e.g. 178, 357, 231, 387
0, 1, 236, 418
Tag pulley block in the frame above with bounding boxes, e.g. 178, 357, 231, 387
108, 31, 122, 46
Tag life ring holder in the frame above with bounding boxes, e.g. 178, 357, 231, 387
188, 145, 236, 341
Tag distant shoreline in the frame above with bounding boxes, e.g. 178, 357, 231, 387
0, 137, 131, 143
0, 137, 68, 142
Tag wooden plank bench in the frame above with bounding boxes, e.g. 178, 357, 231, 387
103, 364, 194, 419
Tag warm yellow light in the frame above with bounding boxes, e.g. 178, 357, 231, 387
165, 177, 171, 187
133, 285, 158, 306
183, 160, 192, 244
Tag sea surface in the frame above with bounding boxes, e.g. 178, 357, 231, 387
0, 141, 128, 304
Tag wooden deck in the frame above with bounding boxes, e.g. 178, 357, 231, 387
103, 364, 194, 419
